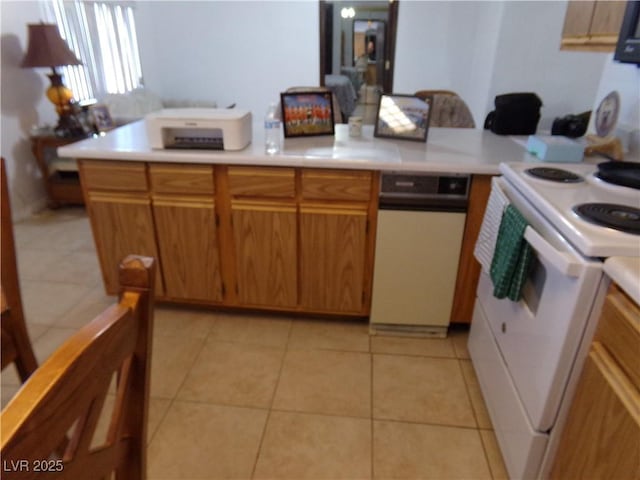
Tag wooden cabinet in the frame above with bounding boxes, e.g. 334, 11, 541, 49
231, 200, 298, 308
300, 204, 368, 314
226, 166, 377, 315
80, 160, 378, 316
550, 283, 640, 479
561, 1, 627, 52
228, 167, 298, 309
150, 164, 223, 303
80, 160, 164, 296
450, 174, 492, 324
84, 192, 164, 295
299, 169, 377, 315
30, 135, 86, 208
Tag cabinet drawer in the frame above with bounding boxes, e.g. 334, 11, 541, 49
595, 284, 640, 389
301, 169, 372, 201
228, 166, 295, 198
81, 160, 148, 192
149, 164, 215, 195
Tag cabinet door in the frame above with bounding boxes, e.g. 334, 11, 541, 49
153, 196, 223, 302
550, 343, 640, 479
299, 204, 368, 314
231, 200, 297, 308
87, 192, 164, 295
451, 174, 492, 324
590, 1, 627, 35
561, 0, 626, 51
562, 0, 596, 37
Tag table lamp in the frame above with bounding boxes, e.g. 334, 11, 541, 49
21, 23, 84, 137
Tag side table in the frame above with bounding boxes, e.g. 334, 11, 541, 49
30, 135, 86, 208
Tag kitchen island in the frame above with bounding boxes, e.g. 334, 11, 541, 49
59, 121, 539, 321
60, 120, 535, 173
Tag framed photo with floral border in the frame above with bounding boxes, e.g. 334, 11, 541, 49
280, 91, 335, 138
374, 94, 432, 142
88, 103, 115, 132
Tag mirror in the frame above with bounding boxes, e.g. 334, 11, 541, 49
319, 1, 398, 123
320, 1, 398, 92
353, 19, 385, 89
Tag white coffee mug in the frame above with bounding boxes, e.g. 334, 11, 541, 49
348, 116, 363, 137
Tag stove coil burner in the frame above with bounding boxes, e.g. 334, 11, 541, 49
525, 167, 584, 183
573, 203, 640, 235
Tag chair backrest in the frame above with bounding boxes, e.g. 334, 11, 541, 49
414, 90, 476, 128
1, 158, 38, 382
1, 255, 155, 480
415, 89, 457, 98
284, 86, 344, 124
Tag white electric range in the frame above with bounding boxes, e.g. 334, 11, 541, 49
469, 160, 640, 479
501, 162, 640, 256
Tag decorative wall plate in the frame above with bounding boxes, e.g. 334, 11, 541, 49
594, 91, 620, 138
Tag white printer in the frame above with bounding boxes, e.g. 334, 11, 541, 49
146, 108, 252, 151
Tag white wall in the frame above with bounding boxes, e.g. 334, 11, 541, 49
135, 1, 319, 118
1, 0, 55, 219
488, 1, 607, 130
395, 1, 608, 130
395, 1, 452, 91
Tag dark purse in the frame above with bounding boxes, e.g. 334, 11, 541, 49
484, 93, 542, 135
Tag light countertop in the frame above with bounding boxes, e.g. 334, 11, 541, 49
58, 121, 543, 175
604, 256, 640, 305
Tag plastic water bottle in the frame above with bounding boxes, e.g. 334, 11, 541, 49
264, 103, 281, 155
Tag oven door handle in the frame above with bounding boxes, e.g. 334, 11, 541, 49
524, 227, 584, 277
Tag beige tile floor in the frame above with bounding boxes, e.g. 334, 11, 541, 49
1, 207, 508, 479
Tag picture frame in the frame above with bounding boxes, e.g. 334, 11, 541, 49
280, 91, 335, 138
374, 94, 432, 142
89, 103, 115, 132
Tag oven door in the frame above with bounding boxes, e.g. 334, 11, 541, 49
477, 177, 604, 432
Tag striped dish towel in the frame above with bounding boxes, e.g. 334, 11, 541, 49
490, 204, 534, 301
474, 178, 509, 273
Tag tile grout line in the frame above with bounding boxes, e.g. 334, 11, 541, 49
370, 345, 375, 480
249, 317, 293, 479
456, 357, 480, 429
146, 325, 212, 472
456, 357, 497, 479
478, 428, 503, 480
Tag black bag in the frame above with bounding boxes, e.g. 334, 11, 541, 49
484, 93, 542, 135
551, 111, 590, 138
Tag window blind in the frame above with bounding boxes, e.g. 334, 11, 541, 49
44, 0, 143, 102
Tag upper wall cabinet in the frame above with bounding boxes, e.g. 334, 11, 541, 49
561, 0, 627, 52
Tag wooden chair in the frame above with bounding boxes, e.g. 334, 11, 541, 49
414, 89, 458, 98
1, 255, 155, 480
1, 158, 38, 382
414, 90, 476, 128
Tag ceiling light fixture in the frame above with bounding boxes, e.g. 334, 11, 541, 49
341, 7, 355, 19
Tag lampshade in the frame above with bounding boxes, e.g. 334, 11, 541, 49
21, 23, 81, 68
21, 23, 85, 138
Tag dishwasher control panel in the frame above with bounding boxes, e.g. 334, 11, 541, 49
379, 172, 469, 210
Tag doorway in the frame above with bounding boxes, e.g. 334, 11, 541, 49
319, 1, 399, 96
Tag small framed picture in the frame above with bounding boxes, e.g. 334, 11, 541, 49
89, 103, 114, 132
280, 91, 335, 138
374, 94, 432, 142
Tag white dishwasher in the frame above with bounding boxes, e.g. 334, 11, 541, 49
370, 172, 468, 337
